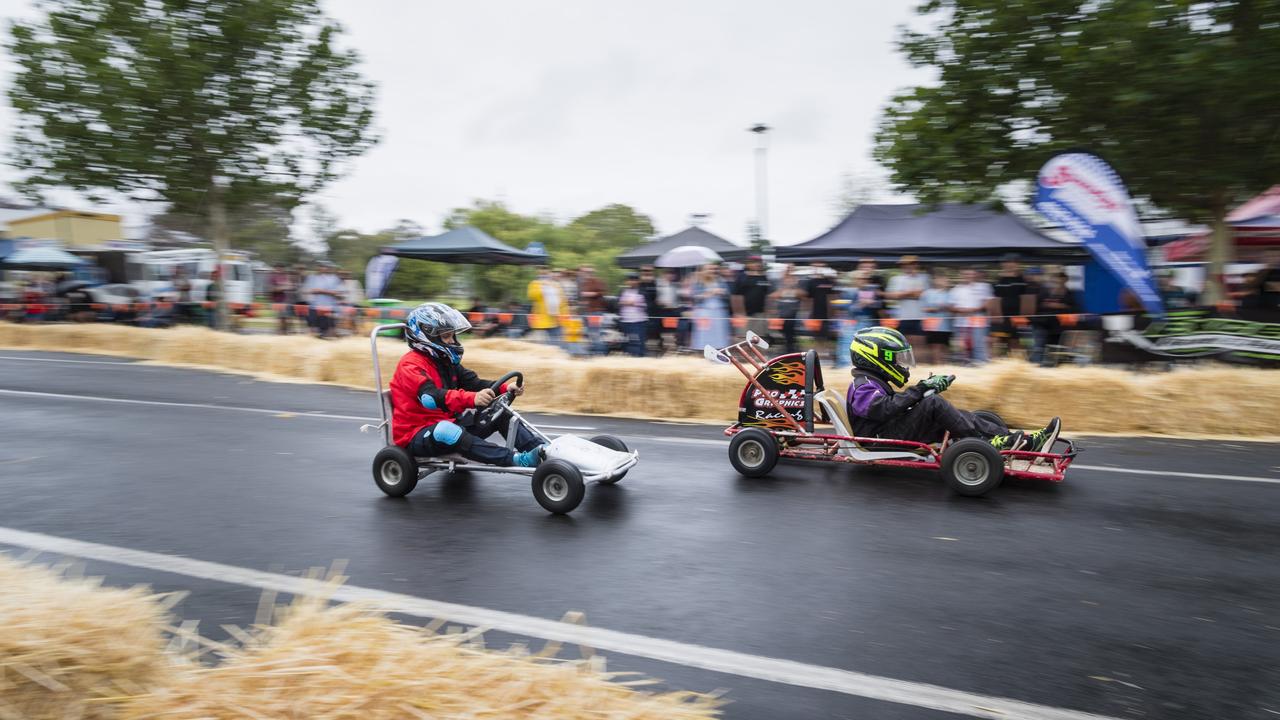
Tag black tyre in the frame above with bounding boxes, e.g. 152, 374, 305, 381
589, 434, 629, 484
941, 438, 1005, 497
973, 410, 1006, 429
531, 460, 586, 514
373, 446, 418, 498
729, 428, 779, 478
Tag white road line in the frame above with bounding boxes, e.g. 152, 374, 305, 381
3, 387, 1276, 486
0, 354, 142, 366
0, 526, 1121, 720
0, 388, 376, 422
1071, 464, 1280, 485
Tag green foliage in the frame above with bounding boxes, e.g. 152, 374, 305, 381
875, 0, 1280, 224
384, 257, 452, 300
442, 200, 657, 299
567, 203, 655, 252
6, 0, 377, 226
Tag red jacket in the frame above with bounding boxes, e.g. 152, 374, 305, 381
389, 350, 503, 447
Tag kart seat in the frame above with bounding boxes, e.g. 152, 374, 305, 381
814, 388, 928, 462
814, 389, 863, 458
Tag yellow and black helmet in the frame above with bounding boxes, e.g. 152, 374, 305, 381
849, 326, 916, 387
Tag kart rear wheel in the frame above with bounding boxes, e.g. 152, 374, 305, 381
941, 438, 1004, 497
973, 410, 1006, 430
373, 446, 418, 498
589, 434, 629, 484
729, 428, 778, 478
532, 459, 586, 514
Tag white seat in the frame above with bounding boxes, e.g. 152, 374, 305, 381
814, 388, 928, 462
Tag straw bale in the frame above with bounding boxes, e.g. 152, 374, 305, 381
121, 597, 721, 719
0, 555, 175, 720
3, 321, 1279, 438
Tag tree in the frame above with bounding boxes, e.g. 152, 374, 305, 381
875, 0, 1280, 299
7, 0, 377, 318
567, 203, 655, 252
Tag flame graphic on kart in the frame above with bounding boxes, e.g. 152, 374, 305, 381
767, 361, 806, 387
742, 416, 797, 430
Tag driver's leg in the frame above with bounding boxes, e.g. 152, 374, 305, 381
473, 412, 541, 453
410, 421, 530, 466
874, 395, 1006, 444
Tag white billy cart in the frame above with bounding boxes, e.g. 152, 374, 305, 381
361, 324, 639, 514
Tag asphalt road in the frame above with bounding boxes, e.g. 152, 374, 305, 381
1, 350, 1278, 719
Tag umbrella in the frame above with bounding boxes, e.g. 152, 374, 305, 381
1, 246, 86, 270
655, 245, 723, 268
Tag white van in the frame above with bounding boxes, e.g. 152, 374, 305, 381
125, 249, 254, 305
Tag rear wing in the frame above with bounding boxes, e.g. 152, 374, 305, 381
706, 332, 821, 434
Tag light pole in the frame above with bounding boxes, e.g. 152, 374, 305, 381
749, 123, 770, 251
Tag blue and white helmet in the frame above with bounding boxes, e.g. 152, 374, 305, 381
404, 302, 472, 364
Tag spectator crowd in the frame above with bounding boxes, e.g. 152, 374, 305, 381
6, 249, 1279, 367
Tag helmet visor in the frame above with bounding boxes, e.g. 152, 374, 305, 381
892, 347, 916, 368
428, 307, 473, 337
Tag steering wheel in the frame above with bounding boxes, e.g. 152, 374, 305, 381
474, 371, 523, 424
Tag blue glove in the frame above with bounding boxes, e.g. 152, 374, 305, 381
918, 374, 954, 394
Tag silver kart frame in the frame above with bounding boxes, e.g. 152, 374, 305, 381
360, 324, 637, 482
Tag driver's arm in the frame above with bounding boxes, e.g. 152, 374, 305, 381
416, 378, 478, 412
848, 380, 925, 423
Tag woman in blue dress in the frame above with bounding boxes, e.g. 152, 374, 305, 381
690, 263, 731, 350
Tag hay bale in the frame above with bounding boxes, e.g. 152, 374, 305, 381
4, 321, 1279, 437
0, 555, 175, 720
121, 597, 721, 719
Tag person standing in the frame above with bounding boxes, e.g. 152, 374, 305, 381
770, 268, 805, 354
172, 265, 193, 324
1036, 271, 1077, 365
950, 268, 994, 364
732, 255, 772, 340
618, 273, 648, 357
885, 255, 929, 350
919, 269, 954, 365
803, 261, 837, 352
690, 264, 730, 351
837, 268, 883, 367
526, 266, 563, 347
268, 264, 294, 334
992, 257, 1030, 357
303, 262, 343, 339
577, 265, 608, 356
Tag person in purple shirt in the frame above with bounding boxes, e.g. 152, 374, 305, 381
845, 326, 1060, 451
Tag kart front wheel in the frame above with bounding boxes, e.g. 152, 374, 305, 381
373, 446, 418, 498
729, 428, 778, 478
532, 460, 586, 514
941, 438, 1004, 497
589, 434, 629, 484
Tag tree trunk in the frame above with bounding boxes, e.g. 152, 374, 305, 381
208, 184, 230, 331
1205, 207, 1233, 305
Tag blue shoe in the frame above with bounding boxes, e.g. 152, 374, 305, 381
513, 445, 546, 468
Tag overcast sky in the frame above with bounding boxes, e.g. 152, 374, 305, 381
0, 0, 930, 245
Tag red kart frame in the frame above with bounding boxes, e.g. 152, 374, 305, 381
707, 332, 1077, 489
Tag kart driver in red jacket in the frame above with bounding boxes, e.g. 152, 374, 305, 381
390, 302, 545, 467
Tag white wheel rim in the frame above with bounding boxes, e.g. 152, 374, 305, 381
543, 475, 569, 502
381, 460, 402, 487
739, 440, 764, 468
954, 451, 989, 486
